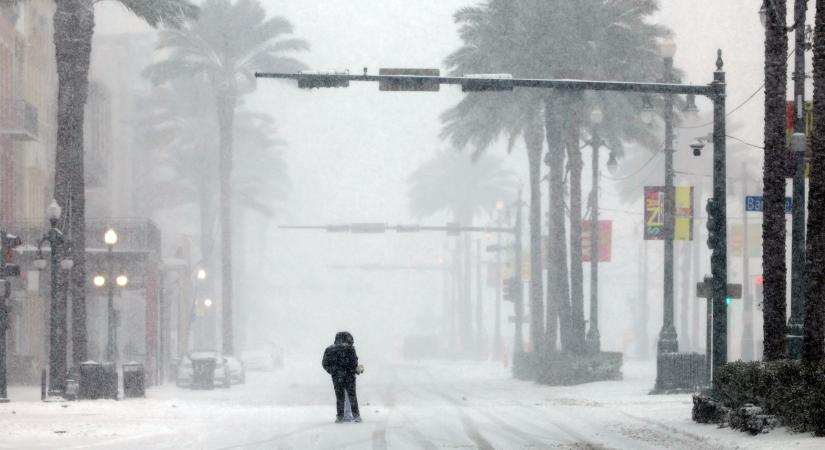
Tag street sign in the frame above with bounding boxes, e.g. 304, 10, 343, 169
696, 278, 742, 299
745, 196, 792, 213
378, 68, 440, 91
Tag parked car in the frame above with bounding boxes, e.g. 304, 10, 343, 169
240, 349, 275, 372
176, 350, 231, 388
225, 356, 245, 384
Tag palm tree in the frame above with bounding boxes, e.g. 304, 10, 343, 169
803, 0, 825, 363
144, 0, 307, 354
443, 0, 669, 354
140, 80, 289, 350
0, 0, 198, 366
408, 150, 517, 354
141, 83, 289, 251
762, 0, 789, 361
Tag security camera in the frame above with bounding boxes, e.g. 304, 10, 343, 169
690, 140, 705, 157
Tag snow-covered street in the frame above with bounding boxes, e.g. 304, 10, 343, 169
0, 359, 820, 449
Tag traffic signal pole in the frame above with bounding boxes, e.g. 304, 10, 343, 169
258, 56, 728, 374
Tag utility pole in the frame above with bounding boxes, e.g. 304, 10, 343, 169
692, 185, 703, 353
493, 212, 503, 359
658, 41, 679, 355
513, 189, 525, 354
475, 239, 484, 356
742, 163, 755, 361
787, 0, 808, 359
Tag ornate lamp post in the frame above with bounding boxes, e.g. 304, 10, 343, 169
657, 38, 679, 355
33, 200, 74, 396
585, 107, 618, 353
96, 228, 128, 365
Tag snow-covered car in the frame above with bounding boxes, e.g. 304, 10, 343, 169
176, 351, 231, 388
240, 349, 275, 372
225, 356, 245, 384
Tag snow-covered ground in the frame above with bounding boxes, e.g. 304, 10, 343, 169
0, 358, 821, 449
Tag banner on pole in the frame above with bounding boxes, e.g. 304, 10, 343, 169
728, 223, 762, 258
581, 220, 612, 262
644, 186, 693, 241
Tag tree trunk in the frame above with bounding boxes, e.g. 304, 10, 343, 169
216, 93, 236, 355
803, 0, 825, 362
525, 120, 545, 354
564, 95, 585, 353
544, 97, 571, 353
762, 0, 789, 361
54, 0, 94, 369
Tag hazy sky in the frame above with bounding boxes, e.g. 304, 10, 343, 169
92, 1, 788, 358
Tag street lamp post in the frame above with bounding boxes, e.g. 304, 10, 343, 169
104, 229, 117, 364
657, 38, 679, 355
585, 107, 617, 354
493, 200, 505, 359
34, 200, 73, 396
98, 229, 128, 365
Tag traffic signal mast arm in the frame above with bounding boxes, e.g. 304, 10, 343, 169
278, 223, 516, 235
255, 71, 714, 97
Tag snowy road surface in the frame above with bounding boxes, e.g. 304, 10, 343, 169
0, 359, 820, 449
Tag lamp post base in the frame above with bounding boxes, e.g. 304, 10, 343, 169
585, 329, 601, 354
656, 327, 679, 354
786, 322, 803, 360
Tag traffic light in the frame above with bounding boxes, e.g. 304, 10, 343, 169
297, 71, 350, 89
706, 198, 720, 250
503, 276, 521, 302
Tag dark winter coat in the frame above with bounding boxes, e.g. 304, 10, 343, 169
322, 331, 359, 380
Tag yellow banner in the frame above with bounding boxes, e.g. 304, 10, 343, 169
674, 186, 694, 241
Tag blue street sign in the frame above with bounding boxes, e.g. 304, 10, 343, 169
745, 196, 792, 214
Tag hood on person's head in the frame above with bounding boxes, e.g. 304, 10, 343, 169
334, 331, 354, 345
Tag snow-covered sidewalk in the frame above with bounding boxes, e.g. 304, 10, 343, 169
0, 358, 821, 449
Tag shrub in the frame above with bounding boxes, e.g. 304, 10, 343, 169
699, 359, 825, 435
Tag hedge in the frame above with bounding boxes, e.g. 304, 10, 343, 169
697, 360, 825, 436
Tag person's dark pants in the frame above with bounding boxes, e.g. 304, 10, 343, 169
333, 375, 359, 418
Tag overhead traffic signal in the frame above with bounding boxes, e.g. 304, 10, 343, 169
706, 198, 720, 250
503, 276, 522, 302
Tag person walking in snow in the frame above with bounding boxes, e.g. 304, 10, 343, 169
322, 331, 364, 423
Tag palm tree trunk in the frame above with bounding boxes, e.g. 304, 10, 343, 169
544, 97, 571, 353
803, 0, 825, 362
54, 0, 94, 369
564, 95, 585, 353
762, 0, 789, 361
216, 93, 236, 355
525, 121, 545, 355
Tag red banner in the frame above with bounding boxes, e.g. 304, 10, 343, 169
582, 220, 612, 263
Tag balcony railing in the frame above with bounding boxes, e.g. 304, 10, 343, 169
0, 98, 38, 141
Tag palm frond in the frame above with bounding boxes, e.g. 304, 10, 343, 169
113, 0, 198, 28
